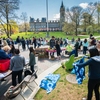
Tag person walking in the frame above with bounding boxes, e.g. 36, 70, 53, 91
10, 49, 25, 86
21, 37, 26, 51
76, 47, 100, 100
16, 36, 21, 49
29, 47, 37, 78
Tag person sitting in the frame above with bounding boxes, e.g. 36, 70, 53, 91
8, 44, 16, 57
0, 45, 11, 59
65, 43, 73, 55
89, 37, 96, 46
2, 38, 8, 46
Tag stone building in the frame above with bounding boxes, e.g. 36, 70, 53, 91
29, 1, 65, 32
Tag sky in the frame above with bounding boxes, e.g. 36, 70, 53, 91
17, 0, 99, 21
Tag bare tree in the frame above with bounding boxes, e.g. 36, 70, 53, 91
86, 2, 97, 25
66, 6, 83, 36
20, 12, 28, 34
97, 1, 100, 26
0, 0, 20, 37
82, 12, 91, 32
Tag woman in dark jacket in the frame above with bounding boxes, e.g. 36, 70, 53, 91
76, 47, 100, 100
74, 39, 79, 57
29, 47, 37, 78
55, 41, 61, 60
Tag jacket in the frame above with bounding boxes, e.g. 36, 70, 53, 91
0, 49, 10, 59
29, 52, 36, 66
10, 55, 25, 71
77, 56, 100, 79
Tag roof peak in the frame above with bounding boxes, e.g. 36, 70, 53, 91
61, 1, 64, 8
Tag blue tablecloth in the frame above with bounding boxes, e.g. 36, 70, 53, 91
40, 73, 60, 93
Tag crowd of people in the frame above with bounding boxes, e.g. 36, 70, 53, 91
0, 34, 100, 100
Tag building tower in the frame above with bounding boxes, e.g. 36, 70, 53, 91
60, 1, 65, 30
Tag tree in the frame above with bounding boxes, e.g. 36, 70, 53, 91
20, 12, 28, 34
85, 2, 97, 25
66, 6, 83, 36
62, 22, 75, 34
0, 0, 20, 37
82, 12, 91, 32
9, 20, 19, 34
18, 23, 30, 33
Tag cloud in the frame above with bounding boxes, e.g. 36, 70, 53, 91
53, 13, 60, 20
79, 3, 88, 9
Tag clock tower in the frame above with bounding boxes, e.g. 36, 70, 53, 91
60, 1, 65, 30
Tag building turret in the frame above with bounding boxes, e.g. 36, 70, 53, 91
60, 1, 65, 30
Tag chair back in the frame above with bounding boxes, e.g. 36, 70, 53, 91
65, 54, 75, 70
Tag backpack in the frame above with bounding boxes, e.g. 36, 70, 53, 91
24, 70, 32, 77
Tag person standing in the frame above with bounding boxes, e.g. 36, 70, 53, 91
76, 47, 100, 100
26, 38, 30, 50
16, 36, 21, 49
10, 49, 25, 86
74, 39, 79, 57
29, 47, 37, 78
78, 38, 82, 50
49, 36, 55, 56
55, 41, 61, 60
82, 39, 89, 55
21, 37, 26, 51
32, 37, 37, 49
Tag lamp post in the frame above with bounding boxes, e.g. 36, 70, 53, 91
46, 0, 49, 38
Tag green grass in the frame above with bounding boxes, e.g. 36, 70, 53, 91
34, 66, 89, 100
0, 32, 90, 40
34, 57, 96, 100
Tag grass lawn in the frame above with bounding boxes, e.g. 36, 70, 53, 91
34, 61, 96, 100
1, 32, 100, 41
1, 32, 89, 40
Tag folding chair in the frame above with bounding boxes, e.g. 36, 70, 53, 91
23, 66, 38, 91
4, 66, 38, 100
